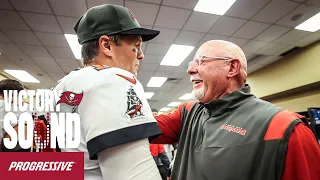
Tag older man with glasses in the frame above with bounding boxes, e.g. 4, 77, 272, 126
151, 40, 320, 180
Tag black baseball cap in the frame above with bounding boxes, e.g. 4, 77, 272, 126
74, 4, 160, 44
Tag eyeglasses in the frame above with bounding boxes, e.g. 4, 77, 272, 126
188, 56, 232, 68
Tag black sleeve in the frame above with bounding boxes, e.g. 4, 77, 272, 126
159, 152, 171, 170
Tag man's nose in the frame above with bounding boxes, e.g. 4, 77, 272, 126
187, 63, 198, 75
137, 49, 144, 61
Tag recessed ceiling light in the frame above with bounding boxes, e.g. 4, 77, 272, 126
194, 0, 236, 15
65, 34, 81, 60
4, 70, 40, 83
147, 77, 167, 87
168, 102, 181, 107
144, 92, 155, 99
179, 93, 193, 100
160, 44, 194, 66
295, 12, 320, 32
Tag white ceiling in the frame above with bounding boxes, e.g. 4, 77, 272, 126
0, 0, 319, 111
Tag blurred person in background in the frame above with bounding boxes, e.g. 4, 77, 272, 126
0, 79, 30, 152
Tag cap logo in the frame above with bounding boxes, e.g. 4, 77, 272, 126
128, 9, 136, 21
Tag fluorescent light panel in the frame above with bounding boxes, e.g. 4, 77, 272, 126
168, 102, 181, 107
65, 34, 82, 60
160, 107, 171, 112
179, 93, 193, 100
295, 12, 320, 32
194, 0, 236, 15
147, 77, 167, 87
160, 44, 194, 66
144, 92, 155, 99
4, 70, 40, 83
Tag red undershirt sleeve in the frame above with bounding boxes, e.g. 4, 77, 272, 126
282, 123, 320, 180
151, 103, 194, 144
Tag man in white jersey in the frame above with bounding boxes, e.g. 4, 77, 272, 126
52, 4, 161, 180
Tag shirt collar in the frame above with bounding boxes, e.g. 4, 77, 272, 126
202, 84, 254, 116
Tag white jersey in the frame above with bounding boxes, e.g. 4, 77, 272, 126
53, 66, 161, 180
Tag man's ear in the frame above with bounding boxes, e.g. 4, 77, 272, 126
227, 59, 241, 78
99, 35, 112, 57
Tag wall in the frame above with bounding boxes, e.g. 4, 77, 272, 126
247, 42, 320, 98
270, 87, 320, 112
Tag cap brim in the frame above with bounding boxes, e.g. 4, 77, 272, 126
121, 28, 160, 42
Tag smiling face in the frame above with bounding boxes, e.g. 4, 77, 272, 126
187, 40, 247, 103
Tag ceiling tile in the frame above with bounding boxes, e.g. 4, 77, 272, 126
174, 31, 204, 46
141, 42, 147, 52
137, 70, 154, 82
48, 72, 65, 82
252, 0, 299, 23
307, 0, 320, 7
32, 56, 56, 65
133, 0, 161, 4
0, 62, 19, 70
157, 65, 177, 73
294, 32, 320, 47
162, 0, 198, 9
0, 10, 30, 30
7, 55, 36, 66
55, 58, 79, 67
139, 63, 159, 71
242, 40, 268, 53
0, 0, 14, 10
183, 12, 220, 33
145, 43, 171, 55
0, 43, 26, 56
247, 63, 263, 74
2, 29, 42, 45
126, 1, 159, 26
31, 57, 64, 73
20, 45, 51, 57
155, 6, 192, 29
256, 43, 287, 55
257, 56, 282, 66
210, 16, 247, 36
246, 53, 256, 61
0, 31, 13, 44
35, 32, 69, 47
254, 25, 291, 42
0, 55, 11, 64
143, 54, 164, 63
276, 4, 320, 28
169, 71, 186, 79
49, 0, 87, 17
10, 0, 53, 14
273, 45, 295, 56
61, 65, 77, 73
21, 12, 62, 33
228, 37, 250, 47
149, 27, 180, 44
226, 0, 270, 19
56, 16, 78, 34
274, 29, 310, 45
198, 34, 228, 46
233, 21, 270, 39
47, 47, 74, 58
87, 0, 124, 8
